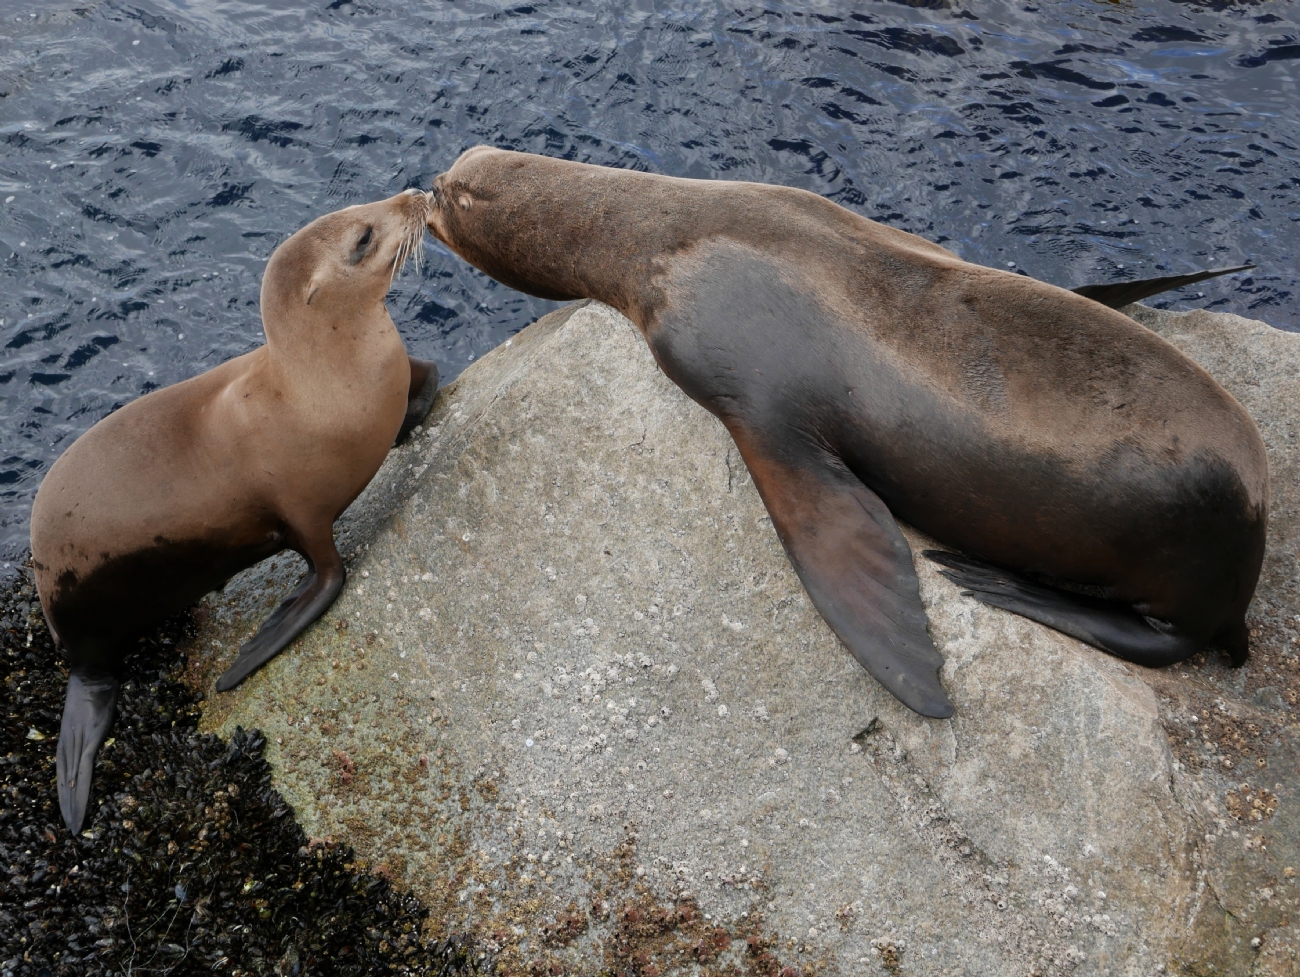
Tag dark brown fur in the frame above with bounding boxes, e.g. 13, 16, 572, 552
427, 147, 1268, 718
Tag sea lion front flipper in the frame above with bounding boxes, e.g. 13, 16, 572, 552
215, 539, 345, 692
397, 356, 440, 444
729, 430, 953, 718
925, 550, 1201, 668
57, 669, 120, 834
1071, 263, 1254, 309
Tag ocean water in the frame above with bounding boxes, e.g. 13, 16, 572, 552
1, 0, 1297, 562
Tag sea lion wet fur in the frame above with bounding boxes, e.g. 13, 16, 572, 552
426, 147, 1267, 719
32, 188, 439, 833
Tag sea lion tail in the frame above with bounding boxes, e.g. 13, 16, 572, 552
925, 551, 1201, 668
1071, 263, 1255, 309
57, 669, 120, 834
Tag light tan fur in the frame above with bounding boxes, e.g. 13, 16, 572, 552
34, 188, 434, 834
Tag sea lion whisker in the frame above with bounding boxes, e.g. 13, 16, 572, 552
389, 221, 424, 283
390, 237, 407, 284
390, 220, 424, 281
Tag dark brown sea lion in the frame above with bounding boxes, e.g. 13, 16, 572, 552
426, 146, 1267, 720
32, 188, 439, 833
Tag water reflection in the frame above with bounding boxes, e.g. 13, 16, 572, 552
0, 0, 1296, 560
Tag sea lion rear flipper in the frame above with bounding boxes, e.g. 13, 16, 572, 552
397, 356, 440, 444
57, 669, 120, 834
729, 430, 952, 718
1071, 264, 1254, 309
215, 541, 345, 692
925, 550, 1200, 667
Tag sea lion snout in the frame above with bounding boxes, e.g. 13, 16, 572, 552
425, 179, 453, 243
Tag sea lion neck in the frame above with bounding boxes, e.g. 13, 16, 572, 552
261, 297, 401, 384
256, 258, 401, 395
430, 148, 713, 326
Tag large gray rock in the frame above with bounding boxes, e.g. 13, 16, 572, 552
185, 300, 1300, 976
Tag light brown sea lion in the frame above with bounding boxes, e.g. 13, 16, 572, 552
425, 146, 1267, 720
32, 188, 439, 833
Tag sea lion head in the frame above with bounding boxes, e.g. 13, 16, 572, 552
262, 188, 430, 326
425, 145, 506, 249
426, 147, 594, 302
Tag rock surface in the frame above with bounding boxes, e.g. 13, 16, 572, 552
184, 300, 1300, 976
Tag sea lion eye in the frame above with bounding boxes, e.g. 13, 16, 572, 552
350, 226, 374, 264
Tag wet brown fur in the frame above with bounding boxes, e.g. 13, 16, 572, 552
427, 147, 1269, 712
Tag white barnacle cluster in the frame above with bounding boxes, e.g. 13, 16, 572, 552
561, 652, 677, 705
353, 561, 445, 662
515, 647, 688, 760
646, 847, 763, 901
490, 791, 578, 874
1028, 853, 1113, 945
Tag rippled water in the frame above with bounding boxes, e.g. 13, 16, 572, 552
1, 0, 1297, 562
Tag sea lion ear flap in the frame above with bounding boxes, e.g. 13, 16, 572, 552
304, 275, 323, 307
728, 426, 954, 719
